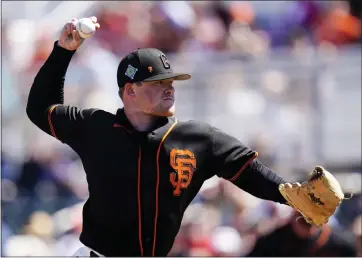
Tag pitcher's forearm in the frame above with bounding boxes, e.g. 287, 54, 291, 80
233, 160, 288, 204
26, 41, 76, 130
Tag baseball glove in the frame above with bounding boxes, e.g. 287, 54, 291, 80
279, 166, 345, 227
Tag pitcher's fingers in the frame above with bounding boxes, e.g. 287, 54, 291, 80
70, 18, 78, 31
95, 23, 100, 30
61, 23, 71, 37
90, 16, 97, 23
64, 22, 73, 34
72, 29, 82, 42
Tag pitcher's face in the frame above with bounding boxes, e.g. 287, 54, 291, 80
134, 79, 176, 117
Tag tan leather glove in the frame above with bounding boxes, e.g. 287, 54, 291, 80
279, 166, 345, 227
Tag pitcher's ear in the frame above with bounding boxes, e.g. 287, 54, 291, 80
125, 83, 136, 97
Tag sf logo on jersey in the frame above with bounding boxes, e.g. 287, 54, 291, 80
169, 149, 196, 196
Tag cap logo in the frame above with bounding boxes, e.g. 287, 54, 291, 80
160, 54, 171, 69
148, 66, 153, 73
125, 65, 138, 80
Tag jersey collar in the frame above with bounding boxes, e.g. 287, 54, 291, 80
115, 108, 176, 134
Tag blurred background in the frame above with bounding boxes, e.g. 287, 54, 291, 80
1, 0, 361, 256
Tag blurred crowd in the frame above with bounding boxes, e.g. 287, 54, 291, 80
2, 0, 361, 256
91, 0, 361, 55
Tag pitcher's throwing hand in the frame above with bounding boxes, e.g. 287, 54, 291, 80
57, 16, 100, 51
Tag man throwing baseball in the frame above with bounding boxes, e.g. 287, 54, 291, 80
26, 17, 346, 257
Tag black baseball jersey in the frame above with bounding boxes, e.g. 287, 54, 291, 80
26, 42, 287, 256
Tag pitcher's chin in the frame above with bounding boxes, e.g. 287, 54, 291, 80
156, 110, 175, 117
152, 107, 175, 117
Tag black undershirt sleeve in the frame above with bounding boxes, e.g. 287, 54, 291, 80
26, 41, 98, 147
209, 126, 288, 204
26, 41, 75, 129
232, 159, 288, 204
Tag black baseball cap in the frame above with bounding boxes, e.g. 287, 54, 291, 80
117, 48, 191, 88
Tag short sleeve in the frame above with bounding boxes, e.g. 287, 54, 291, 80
209, 126, 258, 181
48, 104, 99, 146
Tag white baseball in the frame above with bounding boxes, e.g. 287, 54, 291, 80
75, 18, 96, 39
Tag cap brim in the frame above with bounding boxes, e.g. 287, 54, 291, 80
143, 73, 191, 82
